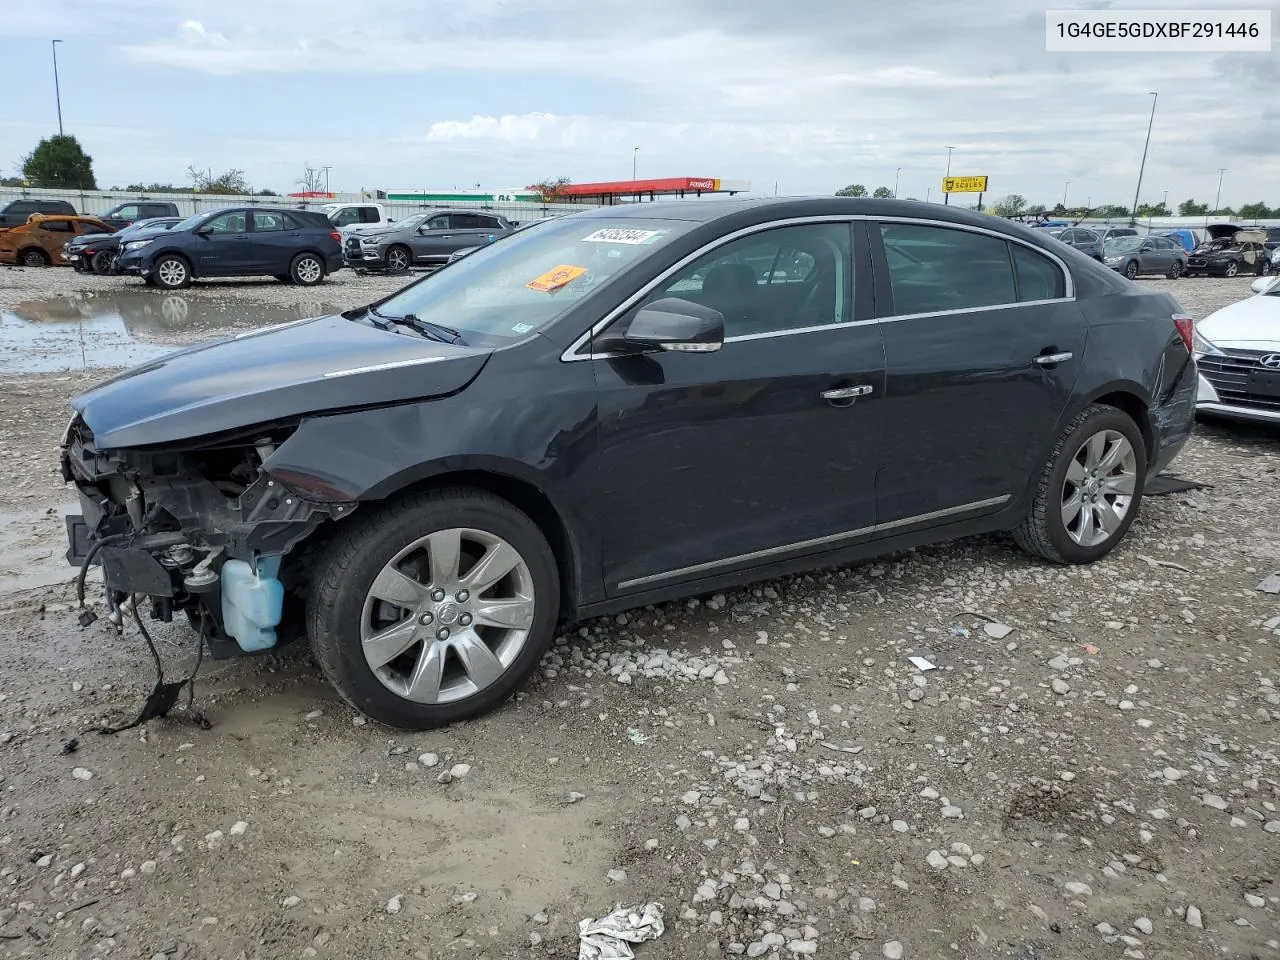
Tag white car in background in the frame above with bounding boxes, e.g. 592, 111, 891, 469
1195, 275, 1280, 425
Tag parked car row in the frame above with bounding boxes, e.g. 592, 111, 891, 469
1041, 221, 1276, 280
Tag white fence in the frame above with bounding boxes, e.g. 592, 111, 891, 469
0, 186, 593, 224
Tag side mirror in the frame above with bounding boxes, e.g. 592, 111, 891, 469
195, 225, 213, 236
1140, 242, 1153, 251
1251, 276, 1277, 294
624, 298, 724, 353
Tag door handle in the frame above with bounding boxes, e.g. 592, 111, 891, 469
1033, 352, 1073, 366
821, 385, 873, 400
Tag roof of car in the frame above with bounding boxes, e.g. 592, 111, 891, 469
24, 214, 109, 226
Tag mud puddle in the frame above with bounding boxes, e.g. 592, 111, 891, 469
0, 291, 338, 373
0, 503, 93, 596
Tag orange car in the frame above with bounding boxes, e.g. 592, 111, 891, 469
0, 214, 115, 267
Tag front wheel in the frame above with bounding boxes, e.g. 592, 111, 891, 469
1013, 404, 1147, 564
385, 245, 411, 273
308, 488, 560, 730
290, 252, 325, 286
91, 250, 114, 275
153, 254, 191, 289
1167, 260, 1183, 279
1224, 260, 1240, 278
1124, 260, 1139, 280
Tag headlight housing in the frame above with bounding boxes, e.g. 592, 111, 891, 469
124, 239, 153, 251
1104, 256, 1122, 263
1193, 328, 1223, 358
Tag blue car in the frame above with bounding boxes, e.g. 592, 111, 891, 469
115, 206, 344, 289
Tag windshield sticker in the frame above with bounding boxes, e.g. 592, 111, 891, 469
511, 322, 534, 334
581, 228, 661, 245
527, 264, 588, 293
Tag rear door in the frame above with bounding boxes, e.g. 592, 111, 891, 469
870, 220, 1086, 526
590, 220, 886, 593
246, 210, 299, 273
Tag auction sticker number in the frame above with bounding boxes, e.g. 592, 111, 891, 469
527, 264, 588, 292
581, 228, 660, 244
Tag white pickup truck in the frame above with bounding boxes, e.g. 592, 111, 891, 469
317, 202, 395, 235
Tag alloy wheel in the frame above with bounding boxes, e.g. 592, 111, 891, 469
1124, 261, 1139, 280
157, 259, 187, 287
387, 247, 409, 272
295, 256, 322, 284
1225, 261, 1239, 277
359, 527, 536, 705
1061, 429, 1137, 548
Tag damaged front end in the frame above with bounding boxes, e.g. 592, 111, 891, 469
61, 413, 356, 657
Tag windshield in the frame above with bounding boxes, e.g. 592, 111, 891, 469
369, 217, 694, 345
1104, 236, 1142, 253
171, 211, 217, 232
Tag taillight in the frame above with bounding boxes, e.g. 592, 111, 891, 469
1172, 313, 1194, 353
329, 231, 341, 243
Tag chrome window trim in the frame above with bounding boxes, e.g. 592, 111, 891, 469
560, 214, 1075, 362
615, 494, 1010, 590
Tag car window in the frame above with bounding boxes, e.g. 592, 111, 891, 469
478, 215, 504, 229
1078, 230, 1098, 242
450, 214, 484, 229
75, 220, 111, 235
141, 204, 169, 218
879, 223, 1016, 314
1061, 230, 1080, 242
252, 212, 286, 232
331, 208, 361, 227
205, 211, 247, 234
644, 222, 852, 337
1011, 245, 1066, 301
281, 213, 304, 231
359, 206, 381, 224
425, 215, 451, 230
38, 220, 74, 233
114, 205, 141, 221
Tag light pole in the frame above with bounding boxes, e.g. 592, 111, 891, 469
51, 40, 64, 136
632, 147, 638, 181
925, 186, 931, 203
1129, 91, 1157, 225
1214, 168, 1225, 212
1063, 180, 1070, 208
894, 167, 901, 198
1161, 189, 1168, 212
321, 165, 332, 194
943, 146, 955, 205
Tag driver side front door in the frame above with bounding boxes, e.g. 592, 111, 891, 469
194, 210, 254, 274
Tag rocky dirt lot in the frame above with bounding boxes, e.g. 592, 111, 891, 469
1, 267, 1278, 960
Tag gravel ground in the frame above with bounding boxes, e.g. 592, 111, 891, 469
1, 269, 1278, 960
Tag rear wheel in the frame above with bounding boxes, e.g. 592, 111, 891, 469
1014, 404, 1147, 564
1167, 260, 1183, 279
385, 245, 411, 273
308, 488, 560, 729
1224, 260, 1240, 278
19, 248, 49, 267
1123, 260, 1139, 280
153, 254, 191, 289
290, 252, 324, 286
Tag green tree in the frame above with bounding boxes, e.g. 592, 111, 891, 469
21, 134, 97, 189
835, 183, 867, 197
1178, 198, 1209, 216
527, 177, 573, 202
871, 186, 894, 199
991, 194, 1027, 216
1026, 203, 1047, 215
1209, 206, 1235, 217
1051, 202, 1067, 215
188, 165, 253, 195
1238, 201, 1272, 219
1136, 202, 1170, 217
1098, 204, 1129, 218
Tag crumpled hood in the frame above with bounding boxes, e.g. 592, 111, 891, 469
72, 313, 491, 448
1198, 294, 1280, 348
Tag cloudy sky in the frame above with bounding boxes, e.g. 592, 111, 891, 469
2, 0, 1276, 208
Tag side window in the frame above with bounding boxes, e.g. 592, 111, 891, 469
425, 215, 450, 231
359, 206, 381, 224
252, 212, 285, 232
331, 208, 361, 227
477, 215, 503, 229
140, 204, 168, 218
1011, 244, 1067, 302
280, 213, 304, 230
1079, 230, 1098, 243
451, 213, 483, 229
879, 223, 1016, 315
204, 211, 247, 234
641, 222, 852, 338
39, 220, 74, 233
114, 205, 141, 221
75, 220, 110, 235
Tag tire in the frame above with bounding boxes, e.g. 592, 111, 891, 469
153, 254, 191, 289
1123, 260, 1139, 280
1167, 260, 1183, 279
290, 252, 325, 286
91, 250, 113, 275
1224, 260, 1240, 278
19, 248, 49, 267
385, 245, 411, 273
308, 487, 561, 730
1013, 404, 1147, 565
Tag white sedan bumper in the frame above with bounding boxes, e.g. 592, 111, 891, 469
1196, 373, 1280, 424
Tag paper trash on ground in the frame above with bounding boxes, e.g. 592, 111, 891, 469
908, 656, 937, 672
579, 902, 665, 960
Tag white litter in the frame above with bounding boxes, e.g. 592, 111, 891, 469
579, 902, 665, 960
1257, 571, 1280, 595
983, 622, 1014, 640
908, 656, 937, 672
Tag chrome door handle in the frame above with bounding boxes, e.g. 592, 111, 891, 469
821, 385, 874, 400
1033, 352, 1073, 366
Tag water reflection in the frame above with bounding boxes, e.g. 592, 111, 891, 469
0, 291, 338, 373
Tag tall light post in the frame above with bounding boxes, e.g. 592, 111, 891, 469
943, 146, 955, 206
51, 40, 64, 136
1063, 180, 1070, 208
1161, 189, 1168, 212
1214, 168, 1226, 212
894, 167, 901, 198
1129, 91, 1157, 225
320, 165, 332, 194
632, 147, 639, 181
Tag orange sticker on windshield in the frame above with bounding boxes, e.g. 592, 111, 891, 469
527, 264, 587, 292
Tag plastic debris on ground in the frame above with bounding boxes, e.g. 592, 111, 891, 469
908, 656, 937, 671
579, 902, 665, 960
626, 728, 648, 745
948, 627, 970, 638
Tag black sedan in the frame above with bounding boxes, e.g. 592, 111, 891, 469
114, 206, 343, 288
64, 217, 183, 274
61, 198, 1197, 729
